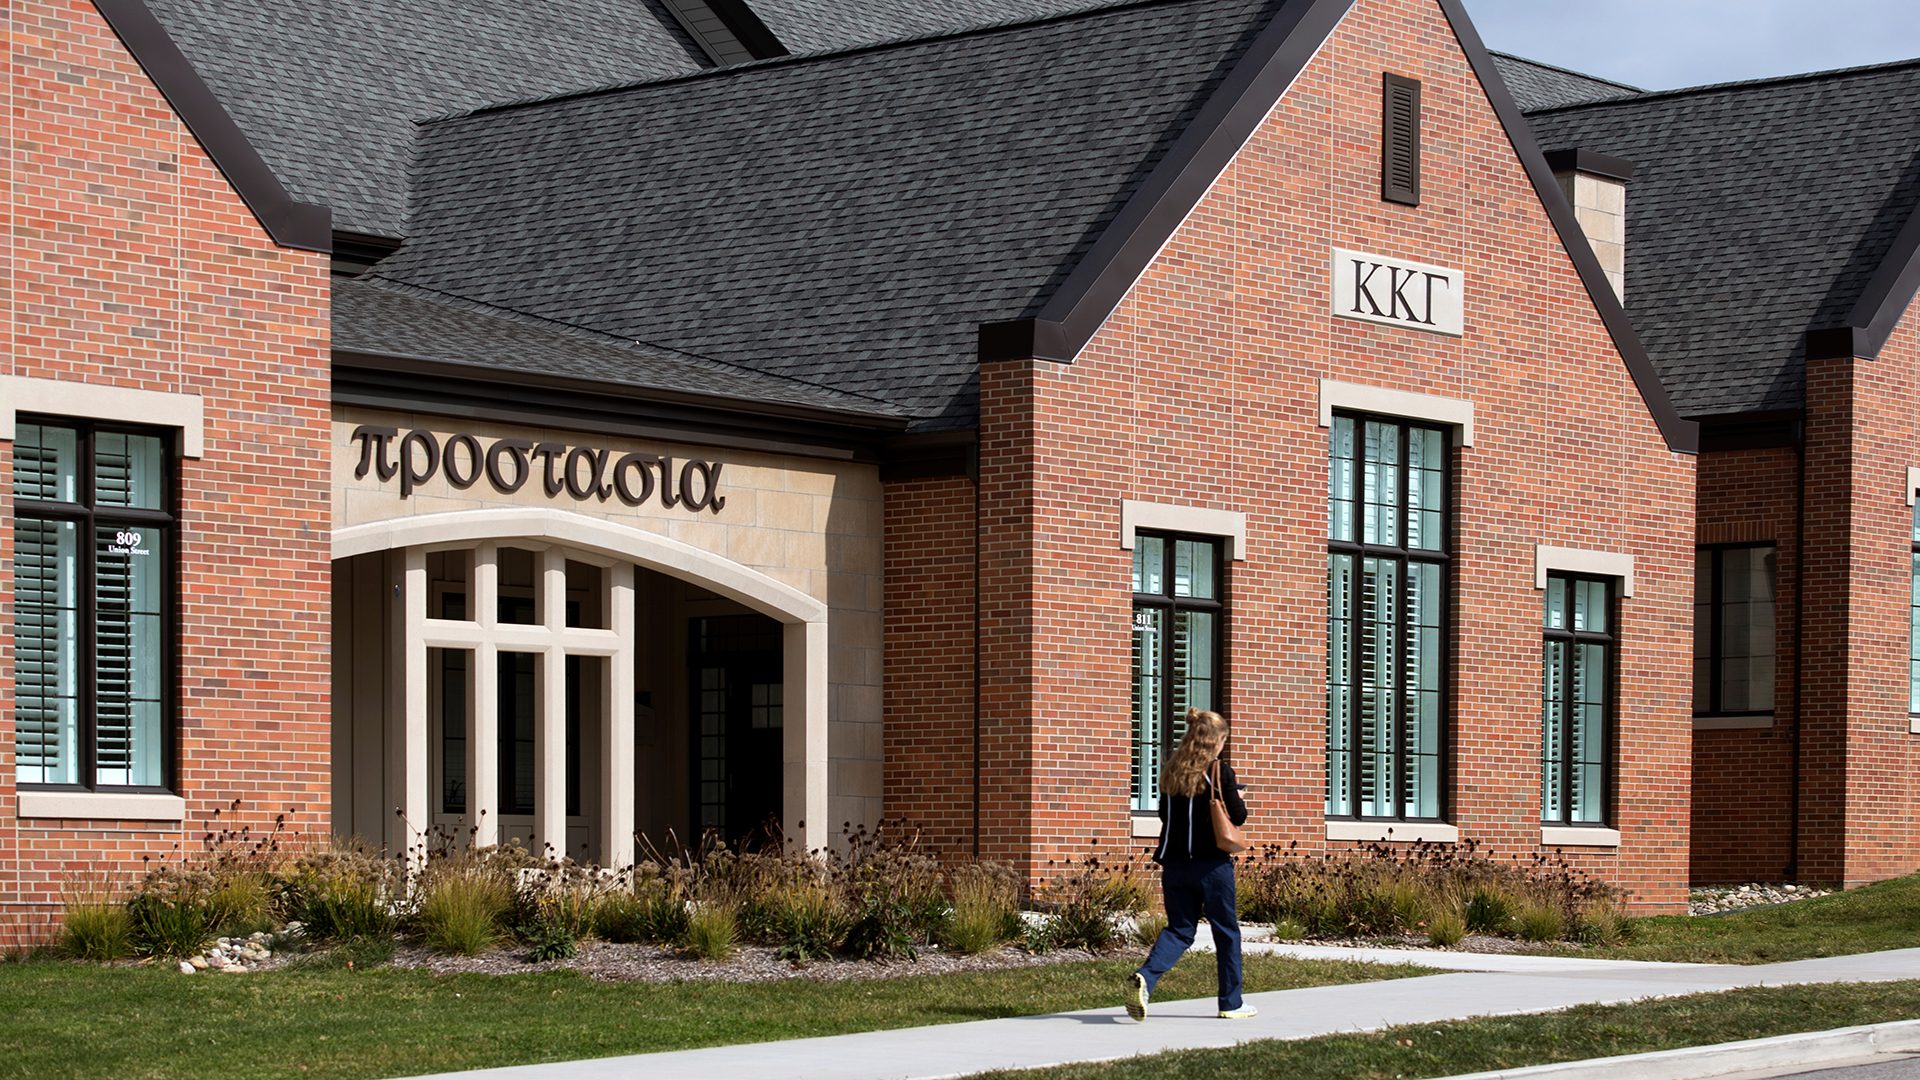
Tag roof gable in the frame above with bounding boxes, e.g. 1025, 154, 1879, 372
1490, 51, 1640, 112
1528, 60, 1920, 418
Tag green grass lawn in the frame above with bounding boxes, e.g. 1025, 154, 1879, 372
0, 952, 1423, 1080
1565, 872, 1920, 964
978, 980, 1920, 1079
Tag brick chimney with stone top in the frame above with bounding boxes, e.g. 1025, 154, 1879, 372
1547, 149, 1633, 302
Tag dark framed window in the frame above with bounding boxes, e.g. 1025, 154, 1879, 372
1909, 501, 1920, 716
1542, 575, 1615, 826
1131, 533, 1225, 812
1693, 544, 1776, 716
1327, 413, 1450, 821
12, 418, 176, 791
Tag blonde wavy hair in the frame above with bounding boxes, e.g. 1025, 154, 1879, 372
1161, 708, 1229, 798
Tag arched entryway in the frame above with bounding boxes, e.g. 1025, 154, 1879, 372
331, 508, 828, 866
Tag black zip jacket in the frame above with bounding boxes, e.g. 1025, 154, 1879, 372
1152, 760, 1247, 863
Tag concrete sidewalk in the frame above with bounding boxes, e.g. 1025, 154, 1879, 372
398, 947, 1920, 1080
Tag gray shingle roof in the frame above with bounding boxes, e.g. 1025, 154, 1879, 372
333, 278, 907, 421
1491, 52, 1640, 112
748, 0, 1114, 54
369, 0, 1280, 430
144, 0, 708, 238
1527, 60, 1920, 418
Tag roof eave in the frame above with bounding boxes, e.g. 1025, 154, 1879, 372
1807, 202, 1920, 361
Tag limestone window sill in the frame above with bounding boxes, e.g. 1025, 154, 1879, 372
1693, 714, 1774, 731
1541, 826, 1621, 848
1910, 717, 1920, 735
1325, 820, 1458, 844
1131, 813, 1162, 839
16, 791, 185, 822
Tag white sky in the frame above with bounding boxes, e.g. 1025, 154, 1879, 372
1462, 0, 1920, 90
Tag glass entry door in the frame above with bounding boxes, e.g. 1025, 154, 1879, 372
688, 614, 783, 847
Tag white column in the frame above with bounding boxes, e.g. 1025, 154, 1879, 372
601, 563, 636, 867
783, 619, 829, 854
468, 544, 500, 850
390, 548, 429, 866
535, 548, 568, 860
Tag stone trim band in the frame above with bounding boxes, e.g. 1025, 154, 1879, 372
0, 375, 205, 457
1317, 378, 1475, 446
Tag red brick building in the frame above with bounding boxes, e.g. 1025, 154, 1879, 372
7, 0, 1910, 930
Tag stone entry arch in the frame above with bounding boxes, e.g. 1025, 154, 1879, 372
333, 508, 829, 864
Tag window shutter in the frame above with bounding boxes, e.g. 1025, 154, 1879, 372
1382, 73, 1422, 206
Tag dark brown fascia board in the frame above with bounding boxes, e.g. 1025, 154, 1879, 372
1694, 409, 1802, 452
977, 0, 1357, 365
1542, 148, 1635, 183
1436, 0, 1695, 454
1807, 200, 1920, 361
91, 0, 331, 253
879, 430, 978, 482
332, 349, 911, 435
708, 0, 790, 59
979, 0, 1696, 455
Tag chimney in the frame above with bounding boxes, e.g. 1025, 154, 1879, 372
1546, 149, 1633, 302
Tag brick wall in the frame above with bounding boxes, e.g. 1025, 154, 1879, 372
971, 0, 1695, 910
1691, 446, 1799, 884
1797, 304, 1920, 887
0, 0, 331, 934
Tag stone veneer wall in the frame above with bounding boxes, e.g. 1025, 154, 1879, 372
966, 0, 1695, 909
330, 408, 887, 840
0, 0, 331, 934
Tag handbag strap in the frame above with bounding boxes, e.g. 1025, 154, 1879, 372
1208, 759, 1222, 802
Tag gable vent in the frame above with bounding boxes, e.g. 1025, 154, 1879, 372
1382, 73, 1422, 206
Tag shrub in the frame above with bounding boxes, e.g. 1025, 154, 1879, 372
418, 856, 516, 956
60, 878, 132, 963
682, 901, 738, 961
1464, 886, 1516, 936
206, 871, 277, 935
523, 909, 580, 962
1572, 899, 1629, 946
1132, 911, 1170, 948
1037, 851, 1149, 953
943, 863, 1020, 956
1272, 917, 1307, 942
127, 871, 212, 960
1425, 909, 1467, 947
512, 859, 614, 945
768, 880, 847, 963
284, 843, 399, 941
843, 896, 920, 961
1516, 902, 1566, 942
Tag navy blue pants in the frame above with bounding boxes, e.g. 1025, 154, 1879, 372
1136, 857, 1243, 1010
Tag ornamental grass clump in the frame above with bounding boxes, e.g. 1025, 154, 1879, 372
1036, 849, 1150, 953
942, 862, 1021, 955
284, 842, 400, 942
834, 821, 948, 961
682, 901, 739, 961
416, 849, 519, 956
60, 875, 132, 962
127, 866, 213, 959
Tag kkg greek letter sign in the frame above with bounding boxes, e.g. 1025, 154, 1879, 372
350, 426, 726, 513
1332, 248, 1463, 336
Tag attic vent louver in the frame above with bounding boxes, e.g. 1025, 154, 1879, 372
662, 0, 789, 66
1382, 73, 1422, 206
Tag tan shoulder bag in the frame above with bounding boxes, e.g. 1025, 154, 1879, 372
1209, 760, 1250, 854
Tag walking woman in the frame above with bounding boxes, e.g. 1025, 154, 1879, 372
1126, 707, 1254, 1020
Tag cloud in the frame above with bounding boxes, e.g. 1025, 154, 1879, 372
1462, 0, 1920, 89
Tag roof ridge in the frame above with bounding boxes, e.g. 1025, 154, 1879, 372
1527, 53, 1920, 116
1489, 49, 1641, 93
352, 277, 909, 412
422, 0, 1197, 124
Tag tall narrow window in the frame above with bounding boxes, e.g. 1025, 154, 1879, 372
1693, 544, 1776, 717
1327, 414, 1449, 821
13, 420, 175, 790
1909, 502, 1920, 716
1132, 534, 1225, 811
1542, 575, 1614, 825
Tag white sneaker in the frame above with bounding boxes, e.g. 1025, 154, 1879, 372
1218, 1004, 1258, 1020
1125, 973, 1149, 1021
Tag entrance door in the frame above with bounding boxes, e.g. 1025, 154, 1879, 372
688, 614, 784, 848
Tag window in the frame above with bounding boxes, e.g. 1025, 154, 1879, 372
1542, 575, 1613, 825
1693, 545, 1776, 716
1910, 503, 1920, 716
1131, 534, 1224, 812
13, 419, 175, 790
1327, 414, 1449, 821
